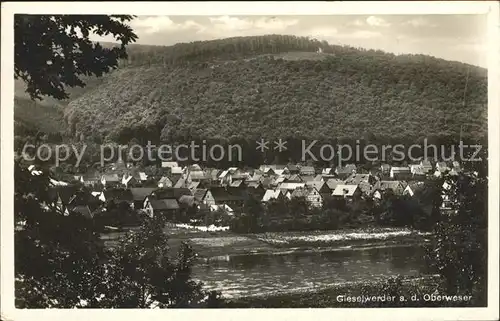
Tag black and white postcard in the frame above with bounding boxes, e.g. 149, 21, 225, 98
1, 2, 499, 321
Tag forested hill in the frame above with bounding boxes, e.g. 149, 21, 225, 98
63, 35, 487, 144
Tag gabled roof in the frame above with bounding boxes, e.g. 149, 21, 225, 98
130, 188, 156, 201
291, 187, 310, 198
137, 172, 148, 181
170, 167, 183, 174
102, 174, 120, 182
158, 176, 172, 185
375, 181, 405, 194
306, 180, 327, 192
300, 175, 315, 182
230, 180, 244, 188
209, 187, 248, 202
287, 174, 303, 182
178, 195, 195, 207
391, 167, 411, 172
299, 166, 315, 174
262, 189, 281, 202
313, 174, 323, 181
174, 178, 187, 188
188, 181, 201, 190
247, 181, 262, 188
344, 173, 375, 185
405, 181, 426, 195
103, 188, 133, 202
278, 182, 306, 191
149, 199, 179, 210
322, 168, 334, 175
161, 161, 179, 168
69, 205, 93, 219
152, 187, 192, 200
332, 184, 359, 197
193, 188, 208, 202
326, 178, 343, 190
189, 170, 209, 180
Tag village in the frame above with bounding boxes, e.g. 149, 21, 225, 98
23, 157, 463, 229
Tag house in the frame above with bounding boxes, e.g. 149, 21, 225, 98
99, 188, 134, 207
322, 168, 334, 175
130, 187, 156, 209
435, 161, 450, 174
262, 189, 290, 203
274, 168, 290, 176
230, 180, 245, 188
187, 170, 210, 183
335, 164, 356, 179
218, 167, 240, 186
331, 185, 361, 200
258, 166, 276, 176
313, 174, 324, 182
273, 176, 287, 186
157, 176, 173, 188
174, 177, 187, 188
161, 161, 179, 169
170, 167, 184, 175
305, 181, 331, 195
403, 181, 426, 197
344, 173, 377, 185
193, 188, 208, 205
205, 187, 249, 208
373, 181, 406, 198
145, 198, 180, 218
101, 174, 121, 187
287, 164, 300, 174
121, 174, 140, 188
168, 173, 183, 187
69, 205, 93, 219
188, 181, 201, 190
67, 189, 102, 211
211, 169, 222, 180
410, 165, 427, 179
420, 159, 434, 173
259, 165, 289, 176
151, 187, 192, 200
292, 186, 324, 208
81, 173, 101, 187
278, 182, 306, 192
210, 204, 234, 215
326, 178, 343, 191
380, 164, 391, 175
300, 166, 315, 176
247, 181, 263, 189
178, 195, 196, 208
287, 174, 303, 183
344, 173, 377, 195
300, 175, 315, 182
137, 172, 148, 182
185, 164, 203, 172
389, 167, 411, 180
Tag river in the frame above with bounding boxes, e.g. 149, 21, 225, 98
192, 244, 431, 298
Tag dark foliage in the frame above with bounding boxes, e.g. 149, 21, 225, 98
14, 14, 137, 100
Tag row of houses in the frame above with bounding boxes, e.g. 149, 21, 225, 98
32, 158, 462, 220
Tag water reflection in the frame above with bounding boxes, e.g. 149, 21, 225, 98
193, 245, 430, 298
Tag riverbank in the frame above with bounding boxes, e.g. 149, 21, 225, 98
220, 275, 478, 308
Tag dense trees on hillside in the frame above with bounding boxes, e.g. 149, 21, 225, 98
64, 35, 487, 148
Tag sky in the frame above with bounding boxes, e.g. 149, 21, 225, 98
93, 14, 489, 67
